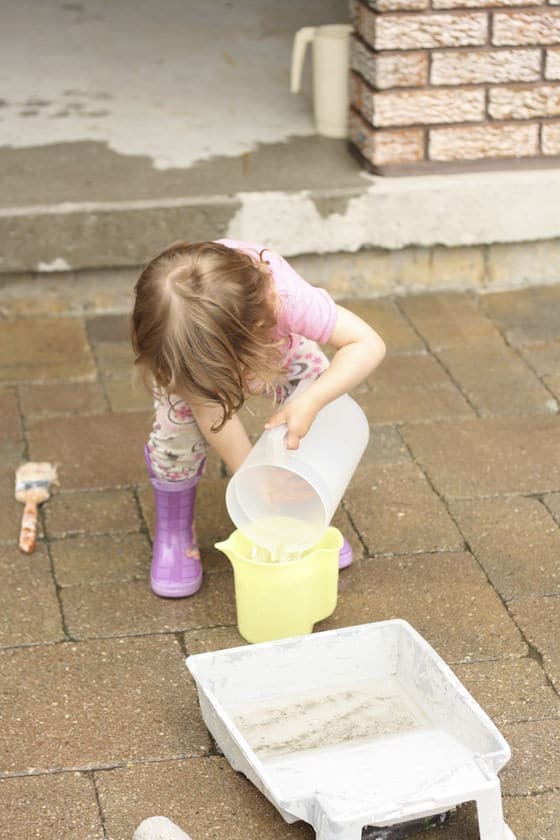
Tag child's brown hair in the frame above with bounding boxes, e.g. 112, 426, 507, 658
131, 240, 284, 429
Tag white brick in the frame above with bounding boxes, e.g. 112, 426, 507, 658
493, 11, 560, 46
349, 109, 426, 165
351, 38, 428, 89
374, 13, 488, 50
373, 128, 426, 164
542, 122, 560, 153
489, 84, 560, 119
369, 88, 485, 127
429, 123, 539, 161
545, 48, 560, 80
434, 0, 542, 8
431, 48, 541, 85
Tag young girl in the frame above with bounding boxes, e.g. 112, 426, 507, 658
131, 239, 386, 598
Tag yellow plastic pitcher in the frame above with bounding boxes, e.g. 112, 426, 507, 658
215, 527, 342, 644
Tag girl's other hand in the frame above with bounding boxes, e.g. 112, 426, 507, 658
264, 395, 319, 450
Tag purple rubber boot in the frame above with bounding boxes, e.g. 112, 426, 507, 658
339, 537, 353, 570
144, 446, 203, 598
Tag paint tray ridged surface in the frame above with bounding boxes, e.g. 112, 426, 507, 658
187, 621, 515, 839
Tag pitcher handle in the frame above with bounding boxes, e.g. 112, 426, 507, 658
290, 27, 316, 94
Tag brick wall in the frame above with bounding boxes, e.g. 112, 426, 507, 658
348, 0, 560, 173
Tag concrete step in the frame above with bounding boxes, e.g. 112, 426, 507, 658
3, 162, 560, 299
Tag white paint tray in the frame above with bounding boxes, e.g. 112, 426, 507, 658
187, 620, 515, 840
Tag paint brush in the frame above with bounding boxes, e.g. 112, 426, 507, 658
14, 462, 58, 554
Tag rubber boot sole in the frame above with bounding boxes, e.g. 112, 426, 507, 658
150, 570, 203, 598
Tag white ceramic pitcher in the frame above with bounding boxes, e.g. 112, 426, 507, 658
290, 24, 353, 139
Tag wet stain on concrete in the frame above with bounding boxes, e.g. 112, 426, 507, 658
25, 98, 51, 107
312, 194, 357, 220
0, 198, 243, 273
1, 136, 365, 207
62, 90, 112, 100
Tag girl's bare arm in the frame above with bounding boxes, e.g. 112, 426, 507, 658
265, 305, 386, 450
190, 403, 252, 474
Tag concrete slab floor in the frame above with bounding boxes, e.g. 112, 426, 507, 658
0, 0, 355, 206
1, 275, 560, 839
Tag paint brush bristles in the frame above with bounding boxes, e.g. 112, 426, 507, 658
15, 462, 58, 554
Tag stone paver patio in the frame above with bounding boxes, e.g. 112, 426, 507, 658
1, 275, 560, 839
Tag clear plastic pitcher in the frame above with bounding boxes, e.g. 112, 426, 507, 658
215, 527, 342, 643
226, 387, 369, 552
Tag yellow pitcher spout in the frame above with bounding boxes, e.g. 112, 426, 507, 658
214, 537, 234, 562
215, 529, 256, 569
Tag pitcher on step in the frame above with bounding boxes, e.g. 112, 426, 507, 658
291, 24, 353, 138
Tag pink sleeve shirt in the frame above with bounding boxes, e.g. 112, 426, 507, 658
216, 239, 338, 346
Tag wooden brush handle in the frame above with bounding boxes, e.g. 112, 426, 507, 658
19, 498, 38, 554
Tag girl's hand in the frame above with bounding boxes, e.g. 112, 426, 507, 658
264, 395, 319, 450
